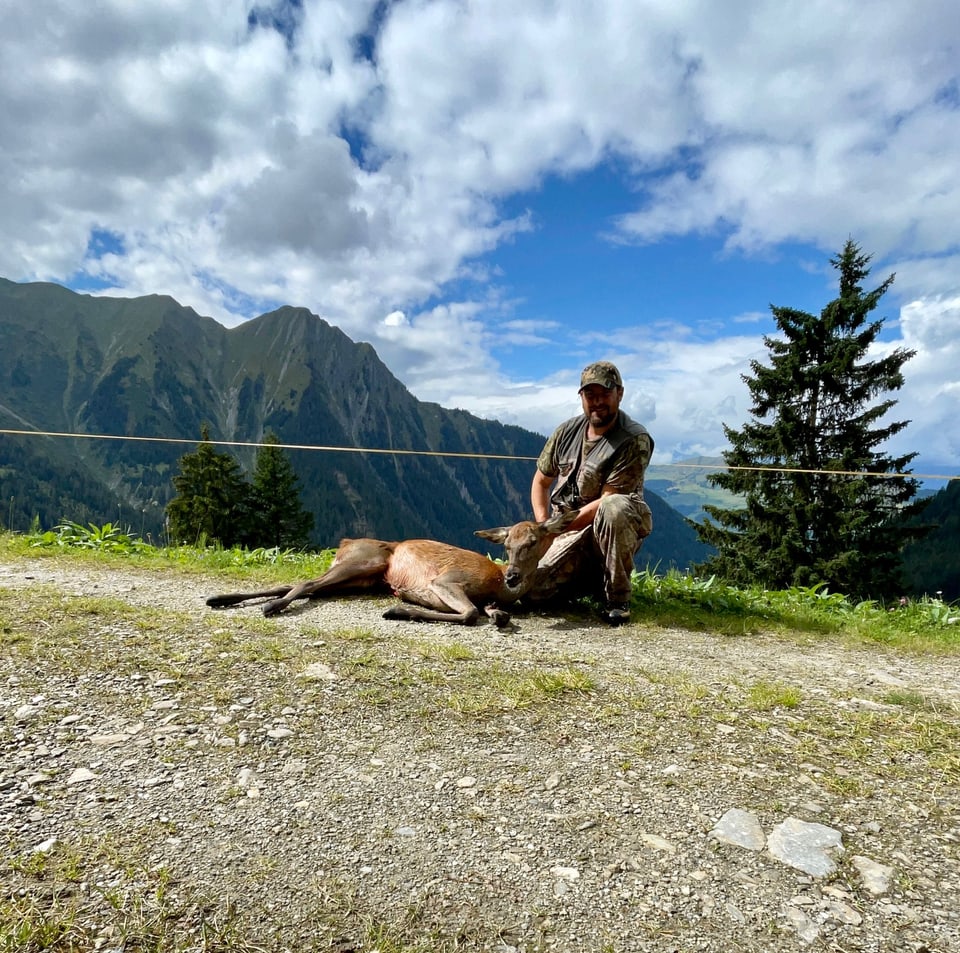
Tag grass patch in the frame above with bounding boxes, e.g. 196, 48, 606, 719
412, 639, 478, 662
0, 585, 195, 680
792, 706, 960, 786
630, 567, 960, 651
2, 825, 528, 953
746, 680, 803, 711
1, 836, 265, 953
882, 688, 931, 710
323, 625, 382, 643
5, 523, 336, 586
445, 665, 596, 714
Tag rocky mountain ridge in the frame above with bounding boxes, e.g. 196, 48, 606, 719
0, 278, 708, 565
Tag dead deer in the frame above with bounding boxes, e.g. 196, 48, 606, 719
205, 510, 579, 626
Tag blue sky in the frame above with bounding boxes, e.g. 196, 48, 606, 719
2, 0, 959, 481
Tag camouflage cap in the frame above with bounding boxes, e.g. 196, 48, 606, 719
579, 360, 623, 392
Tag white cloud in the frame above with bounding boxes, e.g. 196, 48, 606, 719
887, 295, 960, 467
613, 3, 960, 259
1, 0, 959, 470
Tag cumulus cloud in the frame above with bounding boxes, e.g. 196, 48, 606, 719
1, 0, 959, 468
221, 130, 376, 256
886, 295, 960, 467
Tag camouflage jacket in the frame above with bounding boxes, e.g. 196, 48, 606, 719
536, 411, 653, 514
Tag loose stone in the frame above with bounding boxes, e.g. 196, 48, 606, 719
710, 807, 766, 851
852, 854, 896, 896
767, 817, 844, 877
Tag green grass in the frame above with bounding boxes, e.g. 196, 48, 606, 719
1, 833, 533, 953
745, 680, 803, 711
1, 836, 265, 953
7, 522, 336, 585
444, 664, 597, 714
629, 566, 960, 651
413, 639, 478, 662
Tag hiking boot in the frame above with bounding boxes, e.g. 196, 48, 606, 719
605, 602, 631, 626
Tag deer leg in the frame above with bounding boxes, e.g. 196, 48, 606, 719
207, 541, 394, 616
262, 543, 394, 617
206, 585, 294, 609
383, 578, 481, 625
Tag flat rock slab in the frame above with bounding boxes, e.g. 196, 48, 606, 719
767, 817, 844, 876
710, 807, 766, 851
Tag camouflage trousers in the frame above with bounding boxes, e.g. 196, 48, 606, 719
526, 494, 653, 606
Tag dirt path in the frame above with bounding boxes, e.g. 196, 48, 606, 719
2, 556, 959, 952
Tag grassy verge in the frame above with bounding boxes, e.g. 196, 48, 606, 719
628, 566, 960, 652
4, 525, 959, 652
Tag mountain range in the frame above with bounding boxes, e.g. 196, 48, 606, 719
0, 278, 710, 568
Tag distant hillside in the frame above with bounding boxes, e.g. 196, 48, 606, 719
0, 278, 707, 567
900, 480, 960, 600
645, 455, 742, 523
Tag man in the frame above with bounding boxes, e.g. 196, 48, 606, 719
528, 361, 653, 625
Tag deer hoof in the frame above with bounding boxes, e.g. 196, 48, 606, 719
486, 605, 511, 628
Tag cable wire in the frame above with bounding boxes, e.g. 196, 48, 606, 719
0, 427, 956, 480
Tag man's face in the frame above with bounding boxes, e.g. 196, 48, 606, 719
580, 384, 622, 429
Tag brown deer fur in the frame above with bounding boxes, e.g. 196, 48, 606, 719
206, 511, 578, 626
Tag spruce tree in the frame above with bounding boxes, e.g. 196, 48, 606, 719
696, 240, 926, 599
167, 425, 250, 546
244, 433, 314, 549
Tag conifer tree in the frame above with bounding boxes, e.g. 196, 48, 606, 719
244, 432, 314, 549
696, 240, 926, 599
167, 425, 250, 546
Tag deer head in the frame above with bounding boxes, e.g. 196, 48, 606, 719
474, 510, 579, 592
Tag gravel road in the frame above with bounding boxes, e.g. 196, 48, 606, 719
2, 556, 959, 952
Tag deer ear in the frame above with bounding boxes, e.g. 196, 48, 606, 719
475, 526, 510, 544
543, 509, 579, 534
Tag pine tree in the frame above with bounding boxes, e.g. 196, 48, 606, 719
167, 425, 251, 546
244, 433, 314, 549
695, 240, 926, 600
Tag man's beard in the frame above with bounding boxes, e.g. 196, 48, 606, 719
589, 407, 617, 428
